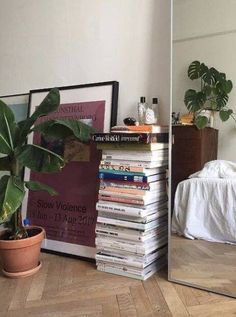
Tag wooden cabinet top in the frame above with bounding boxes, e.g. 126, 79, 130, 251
172, 125, 218, 140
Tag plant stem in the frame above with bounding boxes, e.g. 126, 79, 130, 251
10, 159, 28, 239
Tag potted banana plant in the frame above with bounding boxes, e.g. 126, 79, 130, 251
0, 88, 94, 278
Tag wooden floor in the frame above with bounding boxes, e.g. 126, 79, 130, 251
0, 252, 235, 317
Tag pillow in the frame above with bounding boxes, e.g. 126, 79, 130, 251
189, 160, 236, 179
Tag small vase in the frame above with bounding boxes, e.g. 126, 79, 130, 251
209, 111, 215, 128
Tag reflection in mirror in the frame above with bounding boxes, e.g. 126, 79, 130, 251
169, 0, 236, 297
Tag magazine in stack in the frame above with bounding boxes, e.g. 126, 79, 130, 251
93, 125, 169, 280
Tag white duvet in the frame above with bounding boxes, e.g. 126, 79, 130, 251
172, 160, 236, 244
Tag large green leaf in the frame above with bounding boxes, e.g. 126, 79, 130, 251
15, 144, 65, 172
0, 156, 11, 171
201, 67, 217, 85
33, 119, 95, 143
195, 115, 209, 129
219, 109, 233, 122
0, 175, 25, 224
17, 88, 60, 145
25, 181, 58, 196
0, 100, 17, 154
216, 91, 229, 109
188, 61, 202, 80
184, 89, 206, 112
221, 80, 233, 94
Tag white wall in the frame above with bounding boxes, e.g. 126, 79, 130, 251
0, 0, 171, 124
173, 0, 236, 161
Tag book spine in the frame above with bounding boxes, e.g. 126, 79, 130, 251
98, 195, 145, 206
100, 163, 144, 173
100, 159, 168, 168
99, 186, 162, 196
111, 125, 169, 133
96, 202, 146, 217
99, 163, 167, 173
92, 132, 169, 143
97, 143, 168, 151
102, 150, 168, 161
95, 253, 145, 268
97, 213, 168, 230
99, 172, 148, 183
100, 180, 151, 190
97, 216, 145, 230
99, 169, 146, 176
98, 190, 165, 200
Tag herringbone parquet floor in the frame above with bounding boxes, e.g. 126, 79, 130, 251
0, 252, 235, 317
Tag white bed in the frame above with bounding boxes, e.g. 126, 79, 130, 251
172, 177, 236, 244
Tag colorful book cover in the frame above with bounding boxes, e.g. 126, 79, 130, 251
99, 181, 166, 195
99, 167, 166, 176
111, 125, 169, 133
99, 171, 166, 183
100, 159, 168, 169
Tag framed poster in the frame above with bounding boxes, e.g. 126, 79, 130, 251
0, 93, 29, 122
22, 81, 119, 259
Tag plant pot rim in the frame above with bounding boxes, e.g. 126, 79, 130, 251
0, 226, 45, 249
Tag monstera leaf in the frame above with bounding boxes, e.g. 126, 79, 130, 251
184, 89, 206, 112
0, 175, 25, 224
216, 91, 229, 109
188, 61, 203, 80
33, 119, 95, 143
201, 67, 217, 85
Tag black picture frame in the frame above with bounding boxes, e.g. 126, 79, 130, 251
21, 81, 119, 260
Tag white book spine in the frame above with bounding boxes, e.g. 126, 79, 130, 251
96, 200, 168, 217
96, 246, 167, 269
97, 214, 168, 230
96, 235, 168, 255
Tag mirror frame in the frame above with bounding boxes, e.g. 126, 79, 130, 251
167, 0, 236, 299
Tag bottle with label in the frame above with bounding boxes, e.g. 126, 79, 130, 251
145, 97, 159, 124
137, 96, 147, 124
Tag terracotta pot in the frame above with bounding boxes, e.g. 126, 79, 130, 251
0, 226, 45, 278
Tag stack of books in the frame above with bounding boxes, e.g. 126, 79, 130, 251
92, 125, 169, 280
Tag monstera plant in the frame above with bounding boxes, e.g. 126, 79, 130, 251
0, 88, 94, 277
184, 60, 235, 128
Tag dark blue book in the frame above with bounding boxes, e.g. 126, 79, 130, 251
99, 171, 166, 183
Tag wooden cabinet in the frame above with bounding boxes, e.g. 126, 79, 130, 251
171, 125, 218, 207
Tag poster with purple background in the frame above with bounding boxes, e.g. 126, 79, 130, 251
27, 101, 104, 247
22, 82, 118, 259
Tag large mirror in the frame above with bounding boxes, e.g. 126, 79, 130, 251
169, 0, 236, 297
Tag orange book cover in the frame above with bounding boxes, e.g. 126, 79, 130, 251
111, 125, 169, 133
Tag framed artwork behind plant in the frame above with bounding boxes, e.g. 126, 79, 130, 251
21, 81, 119, 259
0, 93, 29, 122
